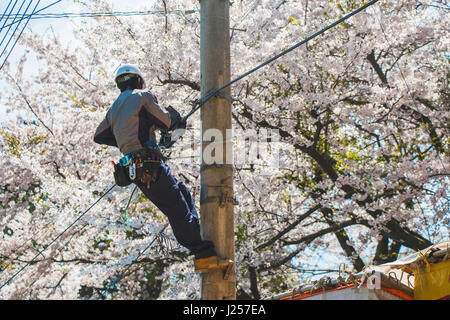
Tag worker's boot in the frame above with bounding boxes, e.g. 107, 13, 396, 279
194, 255, 233, 273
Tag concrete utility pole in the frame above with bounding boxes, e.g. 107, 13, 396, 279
199, 0, 235, 300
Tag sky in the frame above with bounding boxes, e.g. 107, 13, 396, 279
0, 0, 152, 121
0, 0, 152, 40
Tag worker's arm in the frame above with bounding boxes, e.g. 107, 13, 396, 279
93, 117, 118, 147
142, 92, 171, 130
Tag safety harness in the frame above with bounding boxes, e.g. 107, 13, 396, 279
113, 142, 165, 188
112, 105, 185, 188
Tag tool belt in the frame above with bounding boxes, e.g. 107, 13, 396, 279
113, 146, 164, 188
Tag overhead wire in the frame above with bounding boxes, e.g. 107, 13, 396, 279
0, 0, 15, 24
0, 0, 61, 31
0, 0, 17, 63
0, 8, 198, 31
181, 0, 381, 125
6, 9, 198, 19
0, 0, 40, 71
99, 223, 169, 299
0, 0, 25, 50
0, 0, 62, 70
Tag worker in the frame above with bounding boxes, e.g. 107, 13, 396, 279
93, 64, 230, 272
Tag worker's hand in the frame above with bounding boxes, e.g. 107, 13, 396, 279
175, 118, 187, 130
166, 106, 184, 130
159, 130, 173, 148
159, 128, 185, 148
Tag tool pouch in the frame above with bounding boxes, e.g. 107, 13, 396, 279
113, 163, 132, 187
141, 161, 162, 187
114, 147, 163, 188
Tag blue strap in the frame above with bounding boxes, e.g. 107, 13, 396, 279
119, 141, 160, 166
119, 154, 132, 167
145, 140, 159, 149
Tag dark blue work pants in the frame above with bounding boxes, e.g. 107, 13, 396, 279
134, 162, 216, 259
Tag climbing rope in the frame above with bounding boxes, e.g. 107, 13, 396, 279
0, 183, 116, 291
117, 185, 138, 226
99, 223, 169, 299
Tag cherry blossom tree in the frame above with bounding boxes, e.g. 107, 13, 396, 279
0, 0, 448, 299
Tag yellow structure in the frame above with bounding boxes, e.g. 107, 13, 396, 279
265, 241, 449, 300
414, 259, 450, 300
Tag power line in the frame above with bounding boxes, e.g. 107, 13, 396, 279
0, 8, 198, 31
5, 9, 198, 19
181, 0, 381, 125
0, 0, 39, 71
0, 0, 15, 24
0, 0, 62, 32
0, 0, 33, 67
0, 0, 18, 62
0, 0, 25, 50
0, 0, 61, 70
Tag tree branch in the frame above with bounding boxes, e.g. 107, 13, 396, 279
256, 204, 321, 250
367, 49, 388, 85
321, 208, 365, 272
248, 266, 260, 300
157, 75, 200, 91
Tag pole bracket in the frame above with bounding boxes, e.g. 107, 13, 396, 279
200, 193, 238, 207
219, 190, 238, 207
200, 184, 238, 206
200, 163, 233, 172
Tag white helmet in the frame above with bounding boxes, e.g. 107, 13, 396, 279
114, 64, 146, 89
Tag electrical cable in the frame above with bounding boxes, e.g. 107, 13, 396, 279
0, 0, 40, 71
0, 0, 14, 24
0, 0, 18, 35
0, 0, 62, 69
7, 9, 197, 18
0, 1, 18, 65
0, 0, 32, 70
181, 0, 380, 124
0, 8, 197, 30
0, 0, 24, 50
